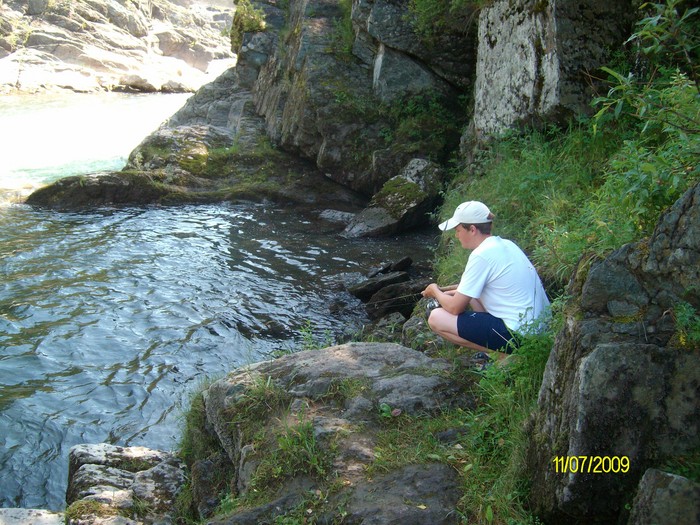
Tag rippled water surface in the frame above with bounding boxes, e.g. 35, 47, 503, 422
0, 201, 433, 509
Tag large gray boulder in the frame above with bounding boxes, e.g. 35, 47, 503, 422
192, 342, 470, 523
527, 182, 700, 523
469, 0, 636, 142
627, 469, 700, 525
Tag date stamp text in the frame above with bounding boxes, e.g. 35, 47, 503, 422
552, 455, 629, 474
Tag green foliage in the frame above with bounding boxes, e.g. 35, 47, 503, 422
673, 300, 700, 349
227, 375, 290, 430
373, 92, 467, 164
178, 381, 226, 465
369, 410, 464, 474
592, 1, 699, 145
230, 0, 267, 52
328, 0, 354, 56
298, 319, 335, 351
127, 497, 154, 520
455, 331, 554, 524
629, 0, 699, 90
322, 377, 372, 405
176, 379, 233, 523
661, 449, 700, 482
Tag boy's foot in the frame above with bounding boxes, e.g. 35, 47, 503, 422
470, 351, 493, 371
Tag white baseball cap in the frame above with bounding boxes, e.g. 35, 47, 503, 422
438, 201, 493, 231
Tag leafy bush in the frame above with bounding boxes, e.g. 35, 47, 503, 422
673, 300, 700, 349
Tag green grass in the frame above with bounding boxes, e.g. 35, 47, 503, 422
364, 329, 554, 524
249, 417, 335, 492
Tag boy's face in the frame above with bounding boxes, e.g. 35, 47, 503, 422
455, 223, 475, 249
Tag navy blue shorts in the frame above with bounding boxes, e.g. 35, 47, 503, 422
457, 311, 516, 352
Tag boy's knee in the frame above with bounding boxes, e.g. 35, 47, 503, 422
427, 309, 448, 334
428, 308, 441, 332
427, 309, 440, 330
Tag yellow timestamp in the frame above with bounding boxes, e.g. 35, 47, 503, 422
552, 455, 630, 474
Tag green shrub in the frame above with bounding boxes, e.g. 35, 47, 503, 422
230, 0, 267, 52
673, 300, 700, 349
328, 0, 354, 55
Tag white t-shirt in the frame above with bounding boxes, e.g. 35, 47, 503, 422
457, 236, 550, 333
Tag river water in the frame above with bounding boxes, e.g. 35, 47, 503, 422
0, 94, 435, 509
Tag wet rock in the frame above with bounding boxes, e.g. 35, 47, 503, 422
347, 271, 410, 302
365, 277, 432, 319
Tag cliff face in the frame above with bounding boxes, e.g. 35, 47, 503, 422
0, 0, 234, 93
470, 0, 635, 141
249, 0, 475, 195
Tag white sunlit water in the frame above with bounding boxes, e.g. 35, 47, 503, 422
0, 92, 191, 201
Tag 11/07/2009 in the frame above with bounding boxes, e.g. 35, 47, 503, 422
552, 455, 630, 474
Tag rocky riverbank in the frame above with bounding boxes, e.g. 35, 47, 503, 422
7, 183, 700, 523
9, 0, 700, 522
0, 0, 235, 94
